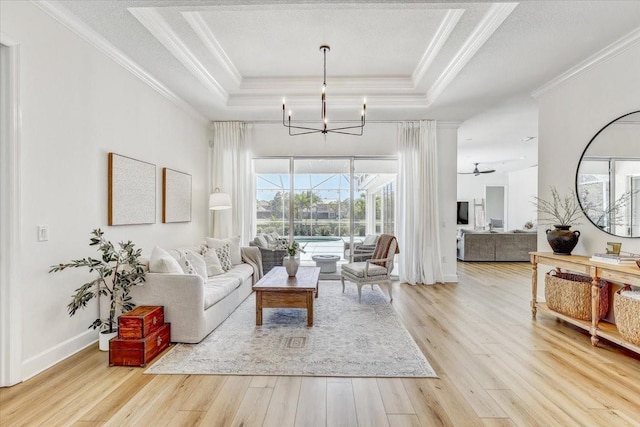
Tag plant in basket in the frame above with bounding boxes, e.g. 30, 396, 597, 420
49, 229, 146, 350
532, 186, 583, 255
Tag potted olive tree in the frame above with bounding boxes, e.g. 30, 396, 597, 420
50, 229, 146, 350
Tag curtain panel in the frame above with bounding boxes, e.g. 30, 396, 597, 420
397, 120, 444, 285
209, 122, 252, 244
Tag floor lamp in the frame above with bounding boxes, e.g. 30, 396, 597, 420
209, 188, 231, 237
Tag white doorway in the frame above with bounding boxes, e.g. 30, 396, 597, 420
486, 185, 506, 230
0, 39, 22, 387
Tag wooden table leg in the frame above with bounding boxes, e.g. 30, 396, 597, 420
307, 291, 313, 327
315, 282, 319, 298
590, 268, 600, 346
531, 256, 538, 318
256, 291, 263, 326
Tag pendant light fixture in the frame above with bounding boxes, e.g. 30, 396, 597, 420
282, 45, 366, 136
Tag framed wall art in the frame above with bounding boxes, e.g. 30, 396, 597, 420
108, 153, 156, 225
162, 168, 192, 223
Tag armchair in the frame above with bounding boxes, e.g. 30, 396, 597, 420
343, 234, 379, 262
250, 235, 288, 273
341, 234, 399, 303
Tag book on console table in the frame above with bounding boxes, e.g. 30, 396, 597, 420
589, 252, 640, 265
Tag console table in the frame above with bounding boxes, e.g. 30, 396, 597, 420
530, 252, 640, 355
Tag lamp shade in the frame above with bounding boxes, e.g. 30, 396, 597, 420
209, 191, 231, 210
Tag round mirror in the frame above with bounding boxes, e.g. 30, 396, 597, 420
576, 111, 640, 237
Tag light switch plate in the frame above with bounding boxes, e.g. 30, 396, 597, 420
37, 225, 49, 241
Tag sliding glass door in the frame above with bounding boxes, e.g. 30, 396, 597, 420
254, 157, 397, 264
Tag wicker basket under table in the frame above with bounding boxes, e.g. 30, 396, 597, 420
545, 271, 609, 321
614, 288, 640, 346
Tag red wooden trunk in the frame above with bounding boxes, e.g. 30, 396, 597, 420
118, 305, 164, 339
109, 323, 170, 367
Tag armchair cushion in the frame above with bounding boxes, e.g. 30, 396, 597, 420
254, 235, 269, 248
342, 262, 387, 278
363, 234, 379, 245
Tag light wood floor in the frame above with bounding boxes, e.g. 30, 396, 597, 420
2, 262, 639, 426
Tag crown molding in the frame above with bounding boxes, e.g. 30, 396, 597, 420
240, 76, 414, 92
183, 11, 242, 87
129, 7, 228, 103
532, 27, 640, 99
437, 120, 463, 129
33, 1, 208, 124
412, 8, 464, 85
227, 94, 428, 108
426, 2, 518, 105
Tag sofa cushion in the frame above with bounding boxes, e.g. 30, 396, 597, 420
225, 263, 253, 283
149, 246, 183, 274
203, 275, 241, 309
342, 262, 387, 278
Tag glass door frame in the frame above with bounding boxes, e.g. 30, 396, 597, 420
253, 155, 398, 262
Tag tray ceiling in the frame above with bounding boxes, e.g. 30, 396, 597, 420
46, 1, 640, 172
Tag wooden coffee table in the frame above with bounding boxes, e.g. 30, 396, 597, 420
253, 266, 321, 327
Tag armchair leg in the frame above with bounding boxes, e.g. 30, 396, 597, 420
341, 276, 346, 293
387, 281, 393, 302
357, 284, 362, 303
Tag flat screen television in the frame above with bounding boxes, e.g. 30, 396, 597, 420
457, 201, 469, 225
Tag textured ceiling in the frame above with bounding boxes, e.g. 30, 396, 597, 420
50, 0, 640, 173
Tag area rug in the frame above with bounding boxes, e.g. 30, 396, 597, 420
145, 281, 436, 377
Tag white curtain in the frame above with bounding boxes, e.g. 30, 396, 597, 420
209, 122, 252, 244
397, 120, 444, 285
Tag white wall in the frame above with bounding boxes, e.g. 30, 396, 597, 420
2, 2, 209, 380
248, 121, 459, 282
457, 167, 538, 231
537, 41, 640, 258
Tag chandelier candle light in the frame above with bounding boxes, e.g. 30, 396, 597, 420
282, 45, 366, 136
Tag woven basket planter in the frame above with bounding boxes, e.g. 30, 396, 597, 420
614, 288, 640, 346
545, 271, 609, 321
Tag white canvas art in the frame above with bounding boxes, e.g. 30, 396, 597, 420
108, 153, 156, 225
163, 168, 192, 223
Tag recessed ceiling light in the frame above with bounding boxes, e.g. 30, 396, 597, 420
521, 136, 536, 143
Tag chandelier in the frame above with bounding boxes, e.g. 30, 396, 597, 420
282, 45, 366, 136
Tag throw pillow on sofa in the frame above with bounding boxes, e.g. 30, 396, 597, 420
149, 246, 183, 274
206, 236, 242, 265
177, 256, 197, 276
201, 246, 224, 277
214, 243, 233, 272
184, 250, 208, 280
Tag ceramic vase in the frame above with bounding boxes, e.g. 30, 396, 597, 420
283, 255, 299, 276
546, 225, 580, 255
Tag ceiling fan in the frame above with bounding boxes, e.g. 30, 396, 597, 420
458, 163, 496, 176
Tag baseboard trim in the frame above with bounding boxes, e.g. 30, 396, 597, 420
21, 329, 97, 381
443, 274, 459, 283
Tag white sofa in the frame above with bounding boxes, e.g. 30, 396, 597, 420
130, 245, 260, 343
